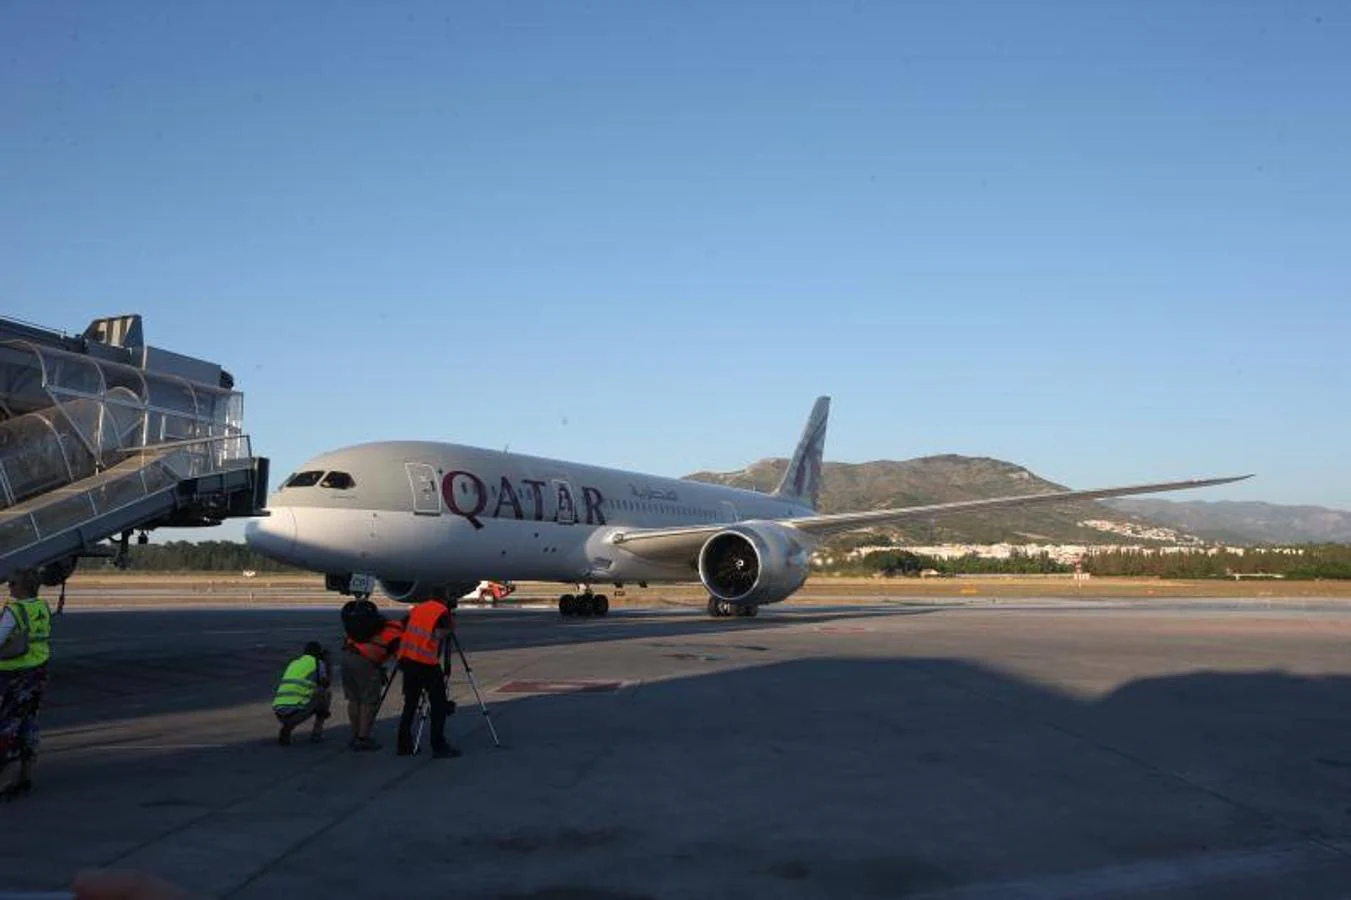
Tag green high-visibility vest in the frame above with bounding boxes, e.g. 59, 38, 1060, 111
273, 654, 318, 707
0, 597, 52, 672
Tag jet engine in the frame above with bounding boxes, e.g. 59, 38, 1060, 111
697, 522, 812, 608
377, 578, 477, 604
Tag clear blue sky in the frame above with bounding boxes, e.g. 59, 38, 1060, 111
3, 2, 1348, 542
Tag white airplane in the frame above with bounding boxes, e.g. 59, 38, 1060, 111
244, 397, 1249, 617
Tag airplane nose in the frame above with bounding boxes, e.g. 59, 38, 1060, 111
245, 507, 297, 562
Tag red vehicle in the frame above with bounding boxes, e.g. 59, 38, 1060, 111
463, 580, 516, 605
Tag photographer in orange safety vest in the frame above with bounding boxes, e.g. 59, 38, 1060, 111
340, 598, 404, 752
395, 592, 460, 758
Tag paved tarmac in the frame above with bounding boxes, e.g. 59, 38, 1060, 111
6, 596, 1351, 898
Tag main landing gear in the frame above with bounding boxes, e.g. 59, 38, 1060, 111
559, 590, 609, 618
707, 596, 758, 618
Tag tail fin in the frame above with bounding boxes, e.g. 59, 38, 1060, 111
773, 396, 830, 510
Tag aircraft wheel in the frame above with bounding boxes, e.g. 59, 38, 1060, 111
560, 594, 576, 616
576, 594, 595, 617
707, 596, 721, 617
594, 594, 609, 616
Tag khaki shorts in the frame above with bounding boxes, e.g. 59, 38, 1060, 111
341, 649, 384, 704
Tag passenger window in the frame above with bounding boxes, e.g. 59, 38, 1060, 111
283, 471, 324, 488
319, 471, 355, 490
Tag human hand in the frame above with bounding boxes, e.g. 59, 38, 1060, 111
72, 868, 198, 900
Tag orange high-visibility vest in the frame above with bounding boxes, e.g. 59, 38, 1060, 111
346, 619, 404, 665
398, 600, 449, 665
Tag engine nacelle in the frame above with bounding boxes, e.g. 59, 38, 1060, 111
377, 578, 477, 604
697, 522, 812, 607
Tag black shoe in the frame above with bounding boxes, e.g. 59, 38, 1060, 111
278, 724, 294, 746
354, 738, 382, 753
431, 745, 462, 759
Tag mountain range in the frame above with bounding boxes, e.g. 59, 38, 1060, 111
683, 456, 1348, 547
1105, 498, 1351, 545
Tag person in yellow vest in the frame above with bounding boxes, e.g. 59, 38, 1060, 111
0, 567, 52, 801
272, 641, 332, 745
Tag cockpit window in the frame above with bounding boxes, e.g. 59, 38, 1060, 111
320, 471, 355, 490
283, 470, 324, 488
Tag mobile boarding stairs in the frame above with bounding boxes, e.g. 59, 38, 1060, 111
0, 314, 268, 582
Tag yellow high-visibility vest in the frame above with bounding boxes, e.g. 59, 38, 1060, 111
0, 597, 51, 671
273, 654, 318, 707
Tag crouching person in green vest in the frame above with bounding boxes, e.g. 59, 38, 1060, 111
272, 641, 332, 745
0, 567, 52, 801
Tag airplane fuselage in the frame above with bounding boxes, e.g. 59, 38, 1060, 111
246, 440, 816, 591
245, 396, 1246, 617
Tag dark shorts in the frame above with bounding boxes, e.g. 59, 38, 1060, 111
341, 650, 384, 705
273, 689, 331, 727
0, 665, 47, 764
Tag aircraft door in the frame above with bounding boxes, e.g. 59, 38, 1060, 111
551, 478, 579, 525
406, 462, 441, 515
720, 501, 739, 523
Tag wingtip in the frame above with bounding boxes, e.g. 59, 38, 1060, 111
1205, 473, 1254, 487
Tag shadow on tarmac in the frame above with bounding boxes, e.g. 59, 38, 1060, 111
10, 639, 1351, 899
42, 605, 938, 728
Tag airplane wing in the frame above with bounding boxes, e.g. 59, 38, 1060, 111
608, 474, 1252, 563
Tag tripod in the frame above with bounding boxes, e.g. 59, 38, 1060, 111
410, 632, 501, 754
373, 660, 397, 720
